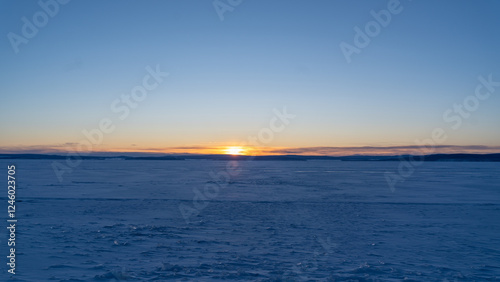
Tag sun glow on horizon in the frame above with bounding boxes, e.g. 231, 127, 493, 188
224, 146, 247, 155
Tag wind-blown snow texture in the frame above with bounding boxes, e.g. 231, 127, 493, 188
1, 160, 499, 281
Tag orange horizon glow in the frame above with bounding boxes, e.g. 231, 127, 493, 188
1, 144, 500, 156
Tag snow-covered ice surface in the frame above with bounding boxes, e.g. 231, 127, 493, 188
1, 159, 499, 281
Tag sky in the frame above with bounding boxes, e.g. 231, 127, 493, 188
1, 0, 499, 156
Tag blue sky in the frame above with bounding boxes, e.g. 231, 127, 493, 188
1, 0, 499, 155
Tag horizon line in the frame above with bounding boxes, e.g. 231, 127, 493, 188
1, 144, 500, 157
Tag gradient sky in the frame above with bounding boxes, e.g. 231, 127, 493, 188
1, 0, 499, 155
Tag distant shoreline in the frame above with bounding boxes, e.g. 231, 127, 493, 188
1, 153, 500, 162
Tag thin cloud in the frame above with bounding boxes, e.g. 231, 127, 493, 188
268, 145, 500, 156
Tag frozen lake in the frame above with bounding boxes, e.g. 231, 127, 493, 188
1, 159, 499, 281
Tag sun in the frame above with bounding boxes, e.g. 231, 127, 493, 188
224, 146, 246, 155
